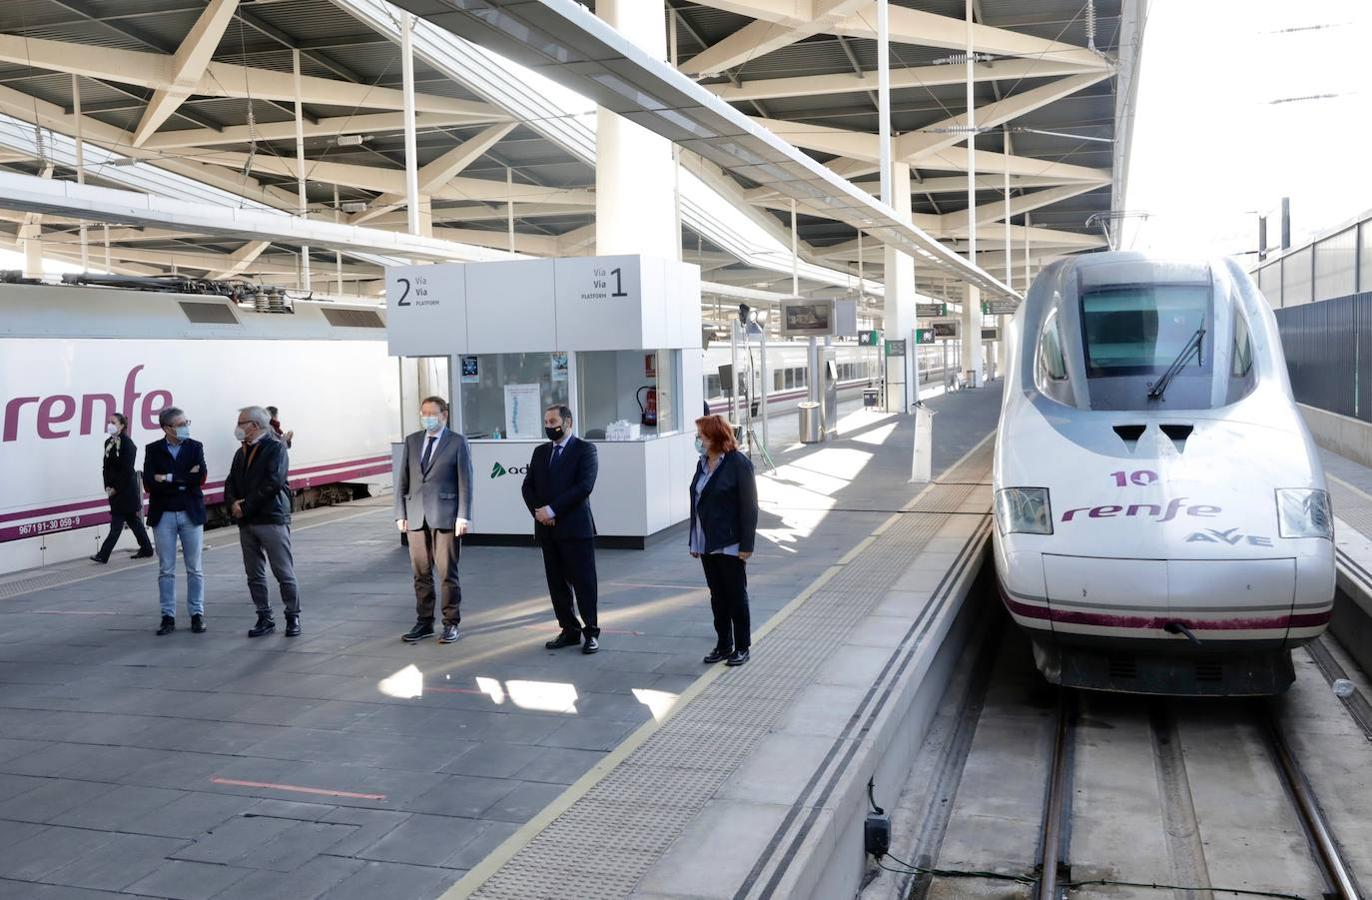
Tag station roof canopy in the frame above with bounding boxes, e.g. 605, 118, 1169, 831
0, 0, 1143, 313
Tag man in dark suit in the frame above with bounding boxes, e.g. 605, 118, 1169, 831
522, 405, 601, 654
395, 396, 473, 644
225, 406, 300, 639
143, 406, 207, 636
91, 412, 154, 563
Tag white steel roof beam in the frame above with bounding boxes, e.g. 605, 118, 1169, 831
350, 122, 517, 225
0, 33, 504, 120
709, 57, 1102, 102
140, 112, 497, 150
681, 0, 870, 77
131, 0, 240, 146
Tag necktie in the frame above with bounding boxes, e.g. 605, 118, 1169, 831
420, 435, 436, 472
552, 443, 563, 467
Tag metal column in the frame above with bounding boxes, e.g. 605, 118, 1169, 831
400, 13, 422, 240
291, 49, 311, 289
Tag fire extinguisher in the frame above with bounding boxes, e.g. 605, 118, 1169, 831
637, 386, 658, 427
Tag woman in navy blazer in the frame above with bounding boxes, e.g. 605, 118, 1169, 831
91, 413, 154, 563
689, 414, 759, 666
142, 406, 208, 635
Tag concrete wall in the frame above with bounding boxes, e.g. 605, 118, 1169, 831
1299, 403, 1372, 469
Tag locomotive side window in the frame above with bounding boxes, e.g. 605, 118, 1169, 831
1037, 311, 1069, 384
1079, 284, 1211, 376
1232, 308, 1253, 377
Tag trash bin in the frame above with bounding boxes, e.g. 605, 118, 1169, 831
862, 388, 879, 408
798, 402, 822, 444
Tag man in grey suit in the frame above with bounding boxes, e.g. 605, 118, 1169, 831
396, 396, 474, 644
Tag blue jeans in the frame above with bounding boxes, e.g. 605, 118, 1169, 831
154, 511, 204, 618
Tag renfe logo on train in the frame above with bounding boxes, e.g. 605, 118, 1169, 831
1060, 497, 1221, 523
2, 366, 174, 442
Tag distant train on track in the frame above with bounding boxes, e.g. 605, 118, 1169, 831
993, 252, 1335, 695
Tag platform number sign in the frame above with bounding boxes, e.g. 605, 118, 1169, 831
915, 327, 936, 345
392, 273, 435, 308
858, 330, 880, 347
885, 339, 907, 357
595, 265, 629, 298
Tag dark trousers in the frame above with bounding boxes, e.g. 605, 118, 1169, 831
238, 523, 300, 616
541, 538, 598, 635
96, 512, 152, 560
410, 525, 461, 626
701, 553, 751, 651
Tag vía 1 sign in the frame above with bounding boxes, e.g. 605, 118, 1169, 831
580, 264, 632, 302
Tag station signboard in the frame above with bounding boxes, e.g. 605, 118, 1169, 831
916, 302, 946, 318
858, 329, 881, 347
981, 299, 1018, 316
885, 339, 906, 357
981, 326, 1000, 341
932, 321, 959, 340
915, 327, 936, 345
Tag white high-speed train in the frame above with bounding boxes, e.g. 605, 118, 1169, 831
0, 280, 400, 574
993, 253, 1335, 695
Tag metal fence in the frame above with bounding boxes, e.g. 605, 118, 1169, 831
1273, 292, 1372, 419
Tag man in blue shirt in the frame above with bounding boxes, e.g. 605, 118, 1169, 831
142, 406, 208, 635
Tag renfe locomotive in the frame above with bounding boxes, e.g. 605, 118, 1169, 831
993, 252, 1335, 695
1, 282, 400, 574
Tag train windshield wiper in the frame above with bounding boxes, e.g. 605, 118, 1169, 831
1147, 326, 1205, 401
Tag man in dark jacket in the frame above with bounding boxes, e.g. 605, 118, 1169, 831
91, 412, 153, 563
144, 406, 207, 635
225, 405, 301, 638
521, 405, 601, 654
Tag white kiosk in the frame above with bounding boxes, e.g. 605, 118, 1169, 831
386, 255, 703, 547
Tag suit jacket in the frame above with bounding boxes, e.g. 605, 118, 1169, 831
102, 434, 143, 516
521, 436, 597, 543
688, 450, 758, 554
224, 434, 292, 525
395, 428, 474, 531
143, 438, 208, 527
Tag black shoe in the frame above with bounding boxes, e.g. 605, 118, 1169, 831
284, 615, 301, 637
190, 614, 206, 634
545, 629, 582, 650
725, 649, 750, 667
582, 634, 600, 655
402, 622, 434, 643
247, 613, 275, 638
438, 624, 461, 644
156, 616, 175, 636
703, 646, 733, 664
89, 554, 107, 564
131, 549, 154, 559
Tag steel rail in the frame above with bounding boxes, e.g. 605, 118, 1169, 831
1037, 690, 1073, 900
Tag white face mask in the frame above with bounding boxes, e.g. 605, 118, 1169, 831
233, 426, 247, 442
174, 425, 190, 440
105, 423, 119, 436
695, 436, 706, 455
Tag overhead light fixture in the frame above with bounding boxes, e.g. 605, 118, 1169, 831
336, 134, 368, 146
340, 200, 368, 213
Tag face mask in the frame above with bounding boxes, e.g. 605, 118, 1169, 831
545, 425, 564, 441
174, 426, 190, 440
105, 423, 119, 436
695, 437, 706, 455
420, 416, 441, 432
233, 427, 247, 442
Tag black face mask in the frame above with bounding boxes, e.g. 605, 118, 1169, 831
545, 425, 564, 441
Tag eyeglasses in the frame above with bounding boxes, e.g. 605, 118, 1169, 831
165, 420, 190, 427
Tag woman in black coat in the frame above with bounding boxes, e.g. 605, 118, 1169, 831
689, 414, 759, 667
91, 413, 154, 563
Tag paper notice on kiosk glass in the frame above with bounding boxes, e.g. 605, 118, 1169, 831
504, 383, 542, 440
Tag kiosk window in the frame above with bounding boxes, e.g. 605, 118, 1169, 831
577, 349, 682, 438
459, 353, 569, 440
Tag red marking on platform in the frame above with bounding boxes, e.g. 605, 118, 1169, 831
424, 685, 485, 695
210, 777, 386, 801
32, 609, 118, 615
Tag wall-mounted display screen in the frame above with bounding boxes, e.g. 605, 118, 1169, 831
780, 300, 835, 337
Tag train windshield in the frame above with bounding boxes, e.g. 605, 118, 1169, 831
1080, 284, 1210, 376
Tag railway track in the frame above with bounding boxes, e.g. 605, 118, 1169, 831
874, 619, 1372, 900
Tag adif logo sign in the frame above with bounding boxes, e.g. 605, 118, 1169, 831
490, 462, 507, 479
490, 462, 530, 479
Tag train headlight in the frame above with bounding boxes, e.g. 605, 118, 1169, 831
1275, 488, 1333, 540
995, 487, 1053, 535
